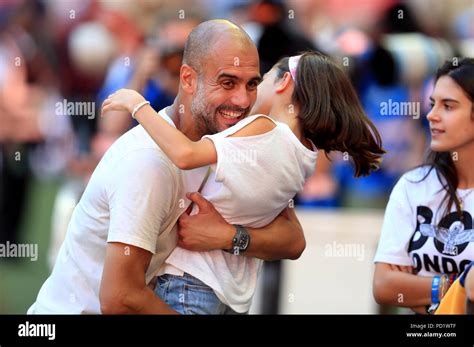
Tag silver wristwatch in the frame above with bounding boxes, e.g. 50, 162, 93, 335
225, 225, 250, 255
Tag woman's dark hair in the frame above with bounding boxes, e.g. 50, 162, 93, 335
418, 58, 474, 219
274, 51, 385, 177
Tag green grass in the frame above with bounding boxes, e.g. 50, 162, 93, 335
0, 177, 62, 313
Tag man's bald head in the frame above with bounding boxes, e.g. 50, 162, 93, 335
183, 19, 256, 74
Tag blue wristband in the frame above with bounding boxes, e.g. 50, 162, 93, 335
431, 275, 440, 304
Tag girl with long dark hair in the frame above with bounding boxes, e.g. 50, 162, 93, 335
373, 58, 474, 314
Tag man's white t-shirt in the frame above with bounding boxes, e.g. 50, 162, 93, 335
160, 114, 318, 313
374, 167, 474, 276
28, 109, 208, 314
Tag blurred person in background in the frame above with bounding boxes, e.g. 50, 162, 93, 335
0, 0, 74, 246
373, 58, 474, 315
40, 0, 140, 266
243, 0, 317, 74
97, 9, 204, 140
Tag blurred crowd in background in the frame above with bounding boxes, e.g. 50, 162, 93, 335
0, 0, 473, 313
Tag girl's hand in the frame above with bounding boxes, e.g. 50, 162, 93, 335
101, 89, 146, 116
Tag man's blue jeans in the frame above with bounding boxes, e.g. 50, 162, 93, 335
154, 272, 247, 315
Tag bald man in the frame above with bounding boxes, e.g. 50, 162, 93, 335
28, 20, 305, 314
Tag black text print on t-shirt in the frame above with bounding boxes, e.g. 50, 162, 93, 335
408, 206, 474, 274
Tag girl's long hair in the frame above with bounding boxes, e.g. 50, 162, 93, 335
274, 51, 385, 177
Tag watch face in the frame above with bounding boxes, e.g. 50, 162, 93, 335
232, 225, 250, 253
238, 234, 250, 250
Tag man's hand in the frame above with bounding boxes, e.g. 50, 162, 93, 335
177, 192, 234, 251
178, 192, 306, 261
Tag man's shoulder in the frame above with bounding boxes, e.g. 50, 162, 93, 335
107, 126, 165, 161
114, 124, 158, 149
97, 126, 178, 183
111, 107, 174, 154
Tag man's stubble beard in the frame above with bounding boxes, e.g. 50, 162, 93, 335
190, 82, 219, 137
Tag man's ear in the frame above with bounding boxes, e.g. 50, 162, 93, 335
275, 72, 292, 94
180, 64, 197, 94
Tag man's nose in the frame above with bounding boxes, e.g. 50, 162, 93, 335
230, 85, 251, 110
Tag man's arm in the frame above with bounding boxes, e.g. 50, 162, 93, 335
99, 242, 178, 314
244, 207, 305, 261
102, 148, 180, 314
177, 192, 305, 261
